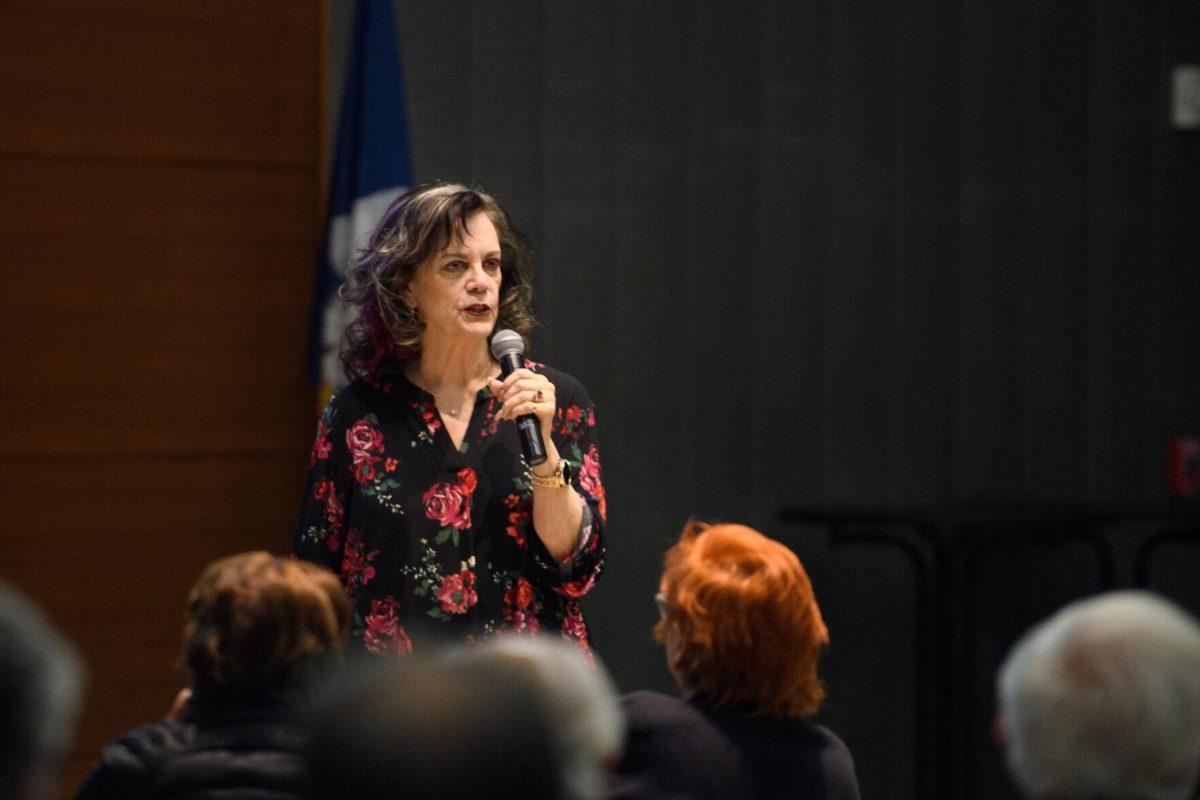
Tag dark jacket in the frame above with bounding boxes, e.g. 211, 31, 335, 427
611, 691, 861, 800
76, 699, 310, 800
695, 695, 860, 800
610, 691, 754, 800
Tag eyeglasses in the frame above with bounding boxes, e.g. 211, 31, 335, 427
654, 591, 668, 620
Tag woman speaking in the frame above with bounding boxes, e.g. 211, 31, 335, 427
295, 183, 606, 655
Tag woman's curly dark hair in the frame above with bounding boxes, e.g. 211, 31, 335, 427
339, 183, 536, 379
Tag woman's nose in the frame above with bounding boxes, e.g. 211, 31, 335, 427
465, 262, 493, 290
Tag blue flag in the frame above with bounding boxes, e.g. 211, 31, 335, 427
310, 0, 412, 405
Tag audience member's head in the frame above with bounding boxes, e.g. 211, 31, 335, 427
308, 649, 565, 800
0, 582, 83, 800
996, 590, 1200, 800
451, 635, 624, 800
183, 552, 351, 713
655, 520, 829, 717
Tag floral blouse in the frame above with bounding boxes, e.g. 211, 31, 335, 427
294, 362, 607, 656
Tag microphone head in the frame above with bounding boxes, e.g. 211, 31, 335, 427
489, 329, 525, 360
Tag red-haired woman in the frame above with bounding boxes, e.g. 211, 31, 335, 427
295, 183, 606, 656
612, 521, 860, 800
77, 552, 351, 799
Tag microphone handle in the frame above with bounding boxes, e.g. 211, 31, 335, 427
517, 415, 548, 466
497, 353, 548, 467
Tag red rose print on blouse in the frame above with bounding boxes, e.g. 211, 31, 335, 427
340, 529, 378, 597
363, 376, 393, 393
506, 576, 535, 610
457, 467, 477, 497
325, 530, 343, 554
363, 595, 412, 656
480, 400, 499, 438
315, 479, 343, 524
555, 568, 599, 600
309, 419, 332, 467
347, 419, 384, 463
346, 419, 385, 485
423, 481, 472, 530
436, 570, 478, 615
293, 364, 607, 653
358, 461, 379, 484
504, 608, 540, 633
502, 577, 540, 632
561, 600, 591, 656
313, 479, 345, 551
502, 494, 530, 548
555, 405, 585, 439
411, 400, 442, 438
578, 443, 606, 522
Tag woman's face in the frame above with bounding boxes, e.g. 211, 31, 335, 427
403, 210, 502, 346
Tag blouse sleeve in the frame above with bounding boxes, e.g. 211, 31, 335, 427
293, 392, 355, 574
529, 373, 607, 597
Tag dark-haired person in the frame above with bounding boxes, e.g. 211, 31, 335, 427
612, 522, 860, 800
295, 183, 606, 656
76, 553, 350, 800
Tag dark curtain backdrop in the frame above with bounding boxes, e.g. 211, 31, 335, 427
327, 2, 1200, 798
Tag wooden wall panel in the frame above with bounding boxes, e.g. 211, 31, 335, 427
1, 1, 316, 164
0, 2, 321, 796
3, 454, 306, 784
0, 158, 316, 456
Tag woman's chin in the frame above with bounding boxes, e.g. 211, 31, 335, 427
420, 321, 492, 349
434, 322, 493, 346
461, 315, 497, 335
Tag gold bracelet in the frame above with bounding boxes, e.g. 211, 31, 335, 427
529, 458, 568, 489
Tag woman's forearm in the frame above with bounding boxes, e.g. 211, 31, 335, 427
530, 443, 585, 562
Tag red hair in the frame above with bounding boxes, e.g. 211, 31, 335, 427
183, 552, 351, 707
655, 521, 829, 717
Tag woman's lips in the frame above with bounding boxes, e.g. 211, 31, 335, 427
464, 304, 492, 317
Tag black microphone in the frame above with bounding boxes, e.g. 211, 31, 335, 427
490, 329, 548, 466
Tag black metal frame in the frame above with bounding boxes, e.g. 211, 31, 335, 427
778, 502, 1200, 800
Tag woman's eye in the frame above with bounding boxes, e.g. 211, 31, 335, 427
484, 259, 501, 273
444, 261, 466, 273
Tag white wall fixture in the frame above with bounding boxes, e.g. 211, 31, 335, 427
1171, 65, 1200, 129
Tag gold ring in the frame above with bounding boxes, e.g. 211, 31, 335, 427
534, 389, 544, 403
